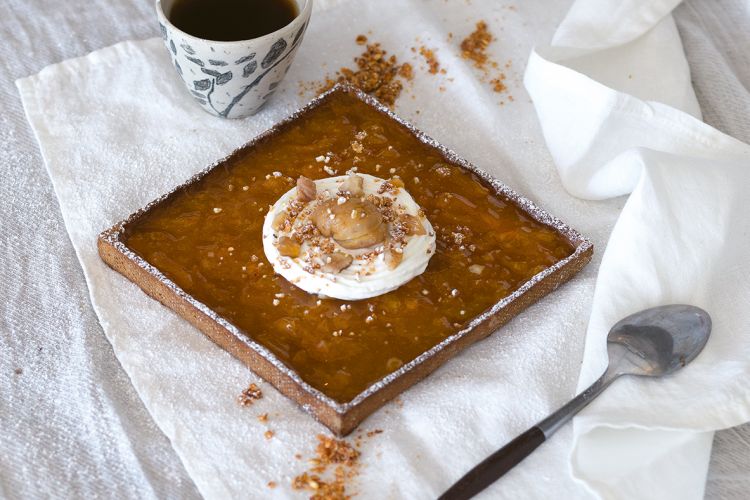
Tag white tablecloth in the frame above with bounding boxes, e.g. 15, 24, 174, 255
2, 0, 749, 498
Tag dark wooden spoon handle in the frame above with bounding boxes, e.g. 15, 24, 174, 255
438, 426, 546, 500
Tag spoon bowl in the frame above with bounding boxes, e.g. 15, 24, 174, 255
439, 304, 712, 500
607, 304, 711, 377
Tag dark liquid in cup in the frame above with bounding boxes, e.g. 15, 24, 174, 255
169, 0, 299, 42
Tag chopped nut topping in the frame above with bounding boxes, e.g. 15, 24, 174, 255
271, 211, 290, 232
321, 252, 354, 273
384, 239, 403, 270
297, 176, 317, 202
339, 174, 364, 197
276, 236, 301, 258
469, 264, 485, 275
400, 214, 427, 236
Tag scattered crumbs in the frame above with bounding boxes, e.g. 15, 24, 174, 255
460, 21, 493, 69
264, 430, 275, 440
242, 185, 249, 191
272, 298, 280, 306
212, 207, 222, 214
490, 75, 507, 93
418, 46, 441, 75
366, 429, 383, 438
458, 21, 514, 99
238, 383, 263, 406
267, 481, 277, 489
398, 62, 414, 80
291, 434, 363, 499
295, 453, 303, 460
258, 413, 269, 423
14, 368, 22, 375
305, 36, 413, 107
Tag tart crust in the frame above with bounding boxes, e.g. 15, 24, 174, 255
97, 84, 593, 436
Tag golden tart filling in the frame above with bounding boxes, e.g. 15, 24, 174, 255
122, 91, 576, 403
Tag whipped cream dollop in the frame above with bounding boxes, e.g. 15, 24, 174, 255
262, 173, 436, 300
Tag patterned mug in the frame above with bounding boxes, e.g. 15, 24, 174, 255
155, 0, 312, 119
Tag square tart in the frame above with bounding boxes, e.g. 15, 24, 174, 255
98, 84, 592, 436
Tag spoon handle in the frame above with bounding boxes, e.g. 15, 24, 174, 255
437, 426, 545, 500
439, 371, 616, 500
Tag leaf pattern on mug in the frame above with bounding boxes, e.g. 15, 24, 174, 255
201, 68, 222, 77
242, 60, 258, 78
174, 61, 183, 75
170, 39, 177, 55
181, 43, 196, 55
187, 56, 205, 67
261, 39, 287, 69
209, 59, 228, 66
193, 79, 211, 91
215, 71, 233, 86
159, 23, 167, 41
293, 22, 307, 45
234, 53, 256, 64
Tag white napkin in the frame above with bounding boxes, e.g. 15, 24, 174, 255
525, 1, 750, 499
16, 0, 738, 498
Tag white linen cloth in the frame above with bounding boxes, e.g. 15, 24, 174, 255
525, 1, 750, 499
14, 0, 749, 499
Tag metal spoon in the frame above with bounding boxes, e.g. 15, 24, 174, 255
439, 304, 711, 500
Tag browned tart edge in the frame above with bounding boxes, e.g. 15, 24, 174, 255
97, 84, 593, 436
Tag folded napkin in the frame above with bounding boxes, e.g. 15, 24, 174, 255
17, 0, 744, 498
525, 0, 750, 498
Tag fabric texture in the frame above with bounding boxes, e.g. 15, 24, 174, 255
3, 0, 750, 499
524, 2, 750, 500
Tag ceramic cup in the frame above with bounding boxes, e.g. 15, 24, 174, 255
155, 0, 312, 119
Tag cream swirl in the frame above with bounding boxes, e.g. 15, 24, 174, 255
262, 173, 435, 300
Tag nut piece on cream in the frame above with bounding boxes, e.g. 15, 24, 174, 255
262, 173, 436, 300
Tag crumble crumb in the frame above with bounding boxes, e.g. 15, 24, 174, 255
460, 21, 493, 69
238, 383, 263, 406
